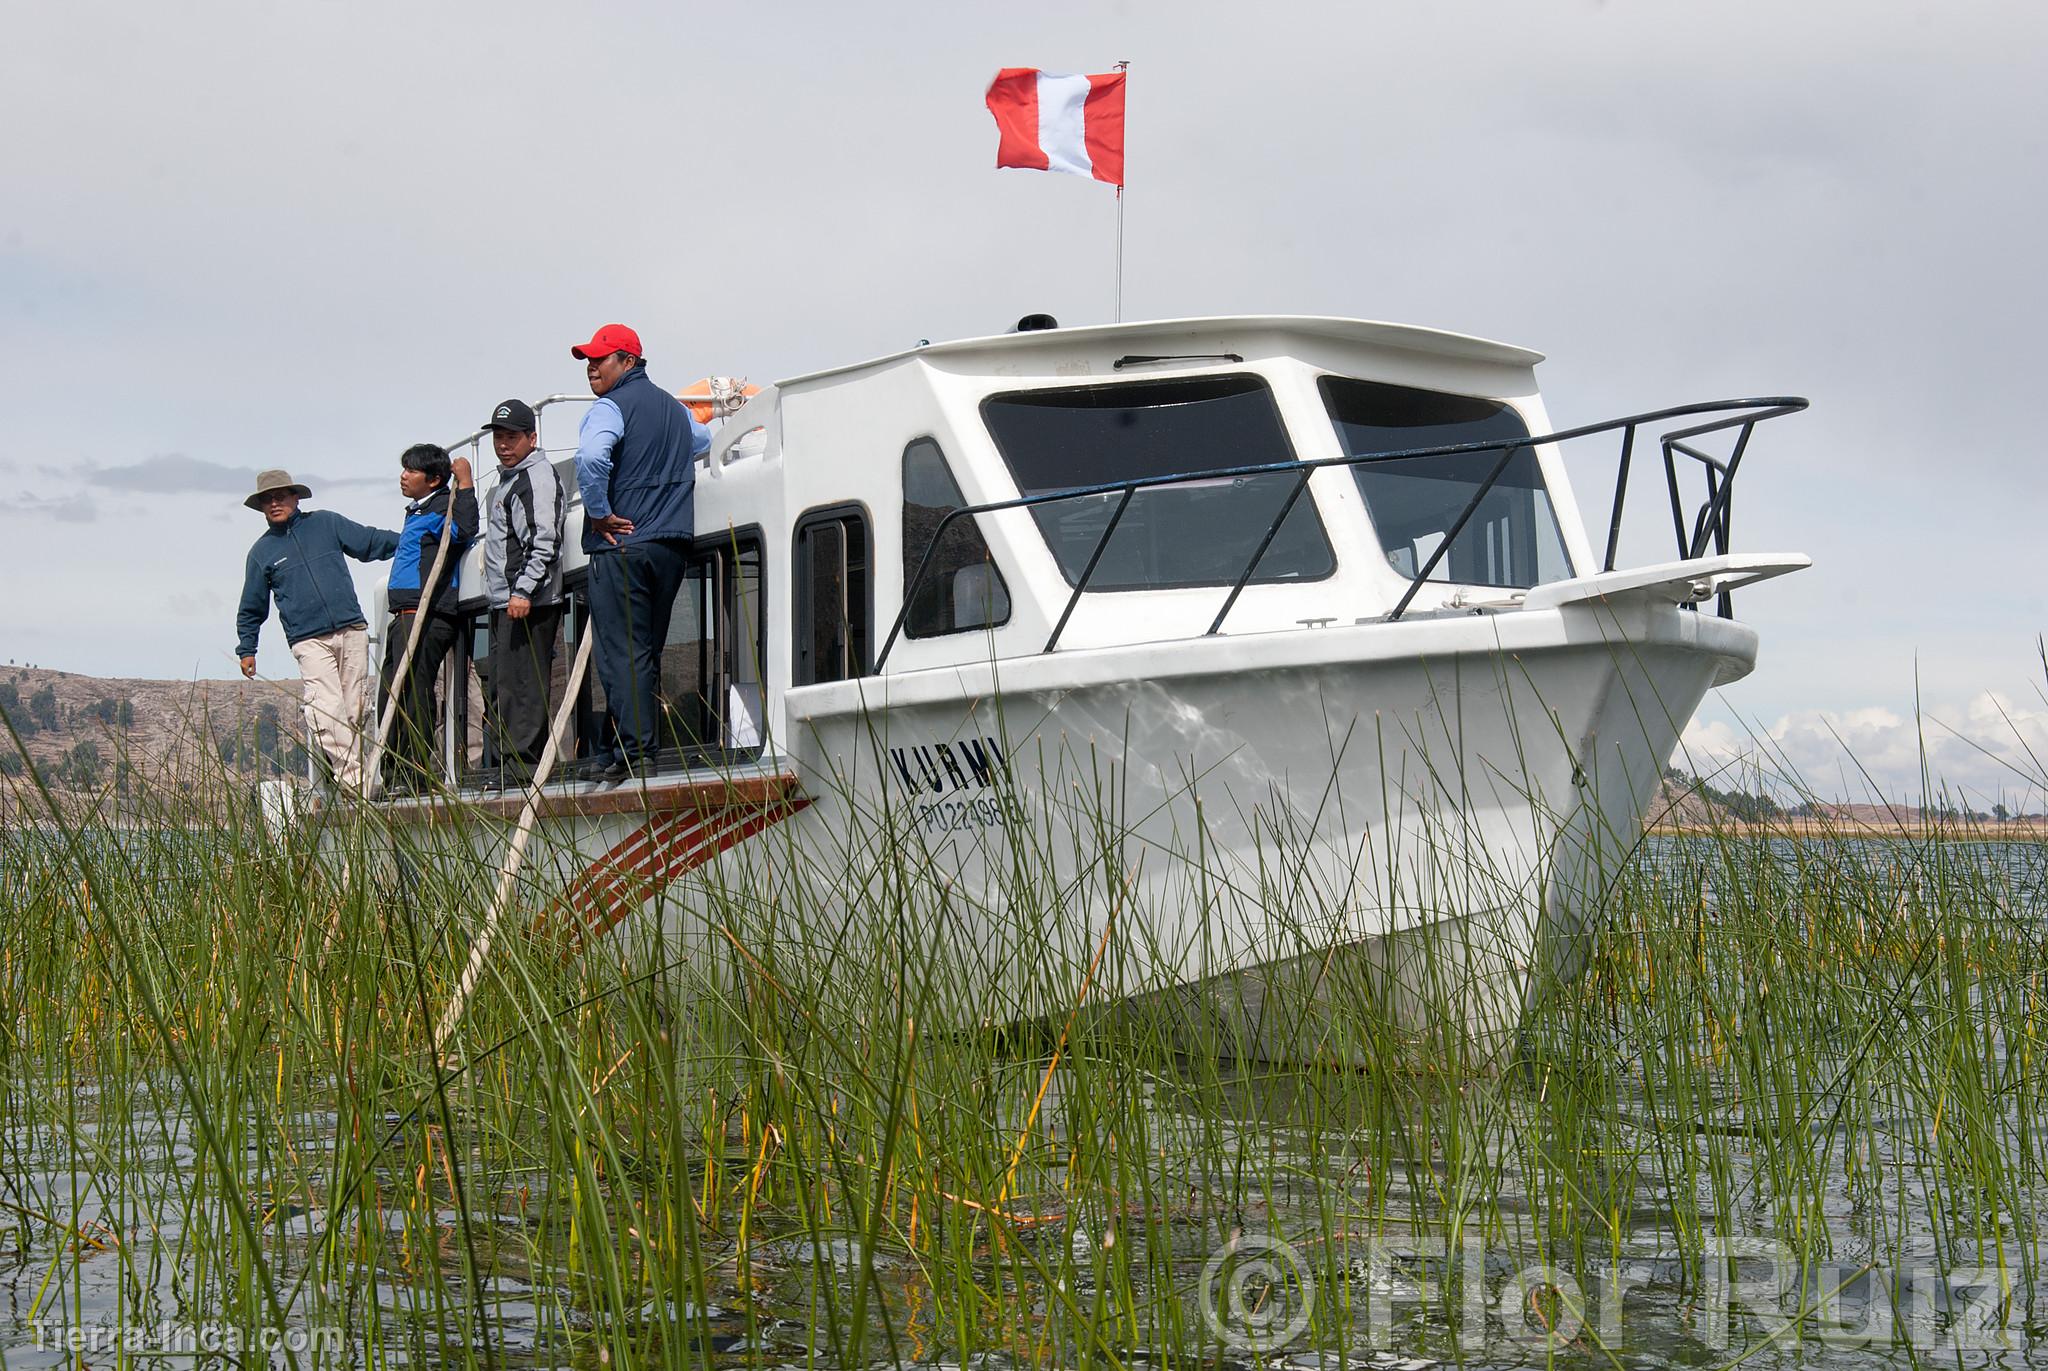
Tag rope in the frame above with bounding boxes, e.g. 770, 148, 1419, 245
433, 625, 596, 1051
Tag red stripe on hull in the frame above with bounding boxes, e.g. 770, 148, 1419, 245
542, 797, 812, 951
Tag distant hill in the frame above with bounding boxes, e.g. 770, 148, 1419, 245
6, 662, 2045, 838
0, 664, 300, 820
1646, 772, 2048, 838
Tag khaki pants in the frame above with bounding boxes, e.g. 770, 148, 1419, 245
291, 625, 369, 792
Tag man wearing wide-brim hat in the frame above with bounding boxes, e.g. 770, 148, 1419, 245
234, 469, 400, 793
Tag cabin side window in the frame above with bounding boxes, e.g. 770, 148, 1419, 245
1320, 376, 1573, 589
902, 438, 1012, 639
793, 505, 872, 685
980, 375, 1335, 590
656, 532, 765, 754
572, 532, 766, 764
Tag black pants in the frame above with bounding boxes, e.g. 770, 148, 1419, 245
487, 601, 562, 775
588, 539, 688, 764
378, 610, 460, 789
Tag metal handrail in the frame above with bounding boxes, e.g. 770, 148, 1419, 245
441, 393, 594, 458
872, 396, 1806, 672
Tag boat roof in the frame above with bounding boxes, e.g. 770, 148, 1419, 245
775, 315, 1545, 390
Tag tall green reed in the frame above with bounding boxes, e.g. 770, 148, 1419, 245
3, 688, 2046, 1367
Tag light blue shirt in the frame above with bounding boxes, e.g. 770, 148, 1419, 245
574, 397, 711, 521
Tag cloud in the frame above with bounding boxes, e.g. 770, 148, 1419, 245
86, 452, 258, 494
75, 453, 385, 497
1679, 691, 2048, 808
0, 492, 96, 523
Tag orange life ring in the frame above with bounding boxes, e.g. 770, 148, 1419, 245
678, 376, 761, 424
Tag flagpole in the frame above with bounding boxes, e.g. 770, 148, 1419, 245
1115, 187, 1124, 322
1114, 59, 1129, 323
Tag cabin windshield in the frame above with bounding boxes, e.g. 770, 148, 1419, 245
1321, 376, 1573, 589
982, 375, 1334, 590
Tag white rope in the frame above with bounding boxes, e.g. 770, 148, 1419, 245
433, 625, 595, 1052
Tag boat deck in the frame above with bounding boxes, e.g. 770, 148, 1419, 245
362, 763, 804, 826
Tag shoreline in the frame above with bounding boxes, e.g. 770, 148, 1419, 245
1647, 817, 2048, 842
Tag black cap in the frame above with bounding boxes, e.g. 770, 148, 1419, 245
484, 398, 536, 433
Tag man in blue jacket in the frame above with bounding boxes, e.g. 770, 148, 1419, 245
570, 324, 710, 782
235, 469, 400, 793
377, 444, 478, 794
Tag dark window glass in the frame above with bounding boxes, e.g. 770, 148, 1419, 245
981, 375, 1334, 590
794, 509, 870, 685
655, 536, 765, 755
902, 439, 1011, 639
570, 535, 765, 768
1321, 376, 1573, 589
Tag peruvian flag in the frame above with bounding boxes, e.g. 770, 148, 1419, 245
985, 68, 1126, 187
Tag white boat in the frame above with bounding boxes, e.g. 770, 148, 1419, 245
363, 315, 1807, 1057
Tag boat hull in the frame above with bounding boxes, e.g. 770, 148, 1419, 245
364, 599, 1753, 1062
776, 598, 1753, 1056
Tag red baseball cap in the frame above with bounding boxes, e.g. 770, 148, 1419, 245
571, 323, 643, 361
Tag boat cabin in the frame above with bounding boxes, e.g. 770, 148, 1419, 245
381, 315, 1602, 788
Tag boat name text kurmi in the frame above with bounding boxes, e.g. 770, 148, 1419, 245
888, 737, 1024, 832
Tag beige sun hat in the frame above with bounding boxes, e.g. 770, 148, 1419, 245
244, 468, 313, 510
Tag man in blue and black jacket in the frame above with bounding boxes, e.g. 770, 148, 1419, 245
378, 443, 478, 793
236, 469, 400, 793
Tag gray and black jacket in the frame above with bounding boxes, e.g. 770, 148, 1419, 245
483, 451, 565, 608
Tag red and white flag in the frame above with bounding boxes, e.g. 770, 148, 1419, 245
985, 67, 1126, 187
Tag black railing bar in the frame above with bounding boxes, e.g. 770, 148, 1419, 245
1389, 443, 1525, 623
1661, 444, 1691, 560
1668, 440, 1734, 478
877, 395, 1805, 670
1657, 401, 1802, 447
1716, 467, 1736, 618
1207, 468, 1313, 637
902, 396, 1808, 529
1044, 487, 1135, 653
1688, 419, 1757, 560
872, 523, 951, 671
1679, 472, 1721, 619
1603, 423, 1638, 573
1688, 469, 1720, 564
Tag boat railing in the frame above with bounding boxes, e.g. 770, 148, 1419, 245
875, 396, 1807, 671
437, 393, 595, 467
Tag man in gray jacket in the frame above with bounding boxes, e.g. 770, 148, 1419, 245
480, 399, 567, 787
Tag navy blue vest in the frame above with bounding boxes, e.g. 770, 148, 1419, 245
583, 365, 696, 553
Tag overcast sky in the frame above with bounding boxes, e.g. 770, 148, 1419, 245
3, 1, 2043, 803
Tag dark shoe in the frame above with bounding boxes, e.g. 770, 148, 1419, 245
599, 758, 631, 785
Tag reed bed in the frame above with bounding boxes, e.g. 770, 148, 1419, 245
2, 722, 2046, 1368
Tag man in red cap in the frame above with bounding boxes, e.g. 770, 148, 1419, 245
570, 323, 710, 782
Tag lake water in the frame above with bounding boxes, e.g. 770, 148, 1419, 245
4, 833, 2045, 1367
